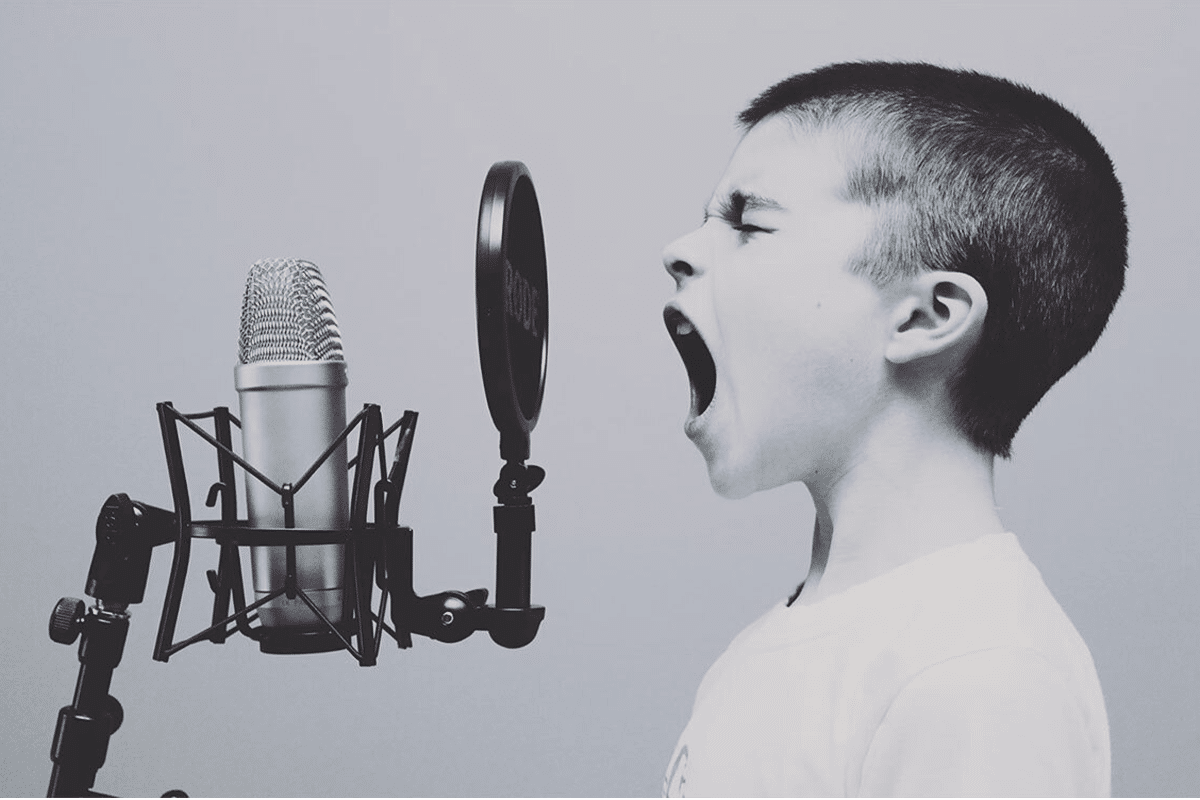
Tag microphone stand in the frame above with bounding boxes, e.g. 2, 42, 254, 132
47, 494, 183, 798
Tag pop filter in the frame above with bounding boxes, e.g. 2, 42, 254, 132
476, 161, 548, 463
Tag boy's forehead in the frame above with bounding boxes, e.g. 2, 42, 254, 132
710, 116, 852, 210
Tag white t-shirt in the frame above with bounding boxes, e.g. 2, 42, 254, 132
663, 533, 1109, 797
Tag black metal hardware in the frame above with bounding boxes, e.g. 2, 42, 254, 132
47, 400, 545, 797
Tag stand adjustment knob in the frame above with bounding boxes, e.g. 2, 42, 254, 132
101, 694, 124, 734
49, 597, 86, 645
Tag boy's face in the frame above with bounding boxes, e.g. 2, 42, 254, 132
663, 115, 894, 498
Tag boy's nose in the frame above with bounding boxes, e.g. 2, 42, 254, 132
663, 229, 705, 288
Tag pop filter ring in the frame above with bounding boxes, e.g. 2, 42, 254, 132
476, 161, 548, 463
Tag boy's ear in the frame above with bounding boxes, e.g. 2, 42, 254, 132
885, 271, 988, 365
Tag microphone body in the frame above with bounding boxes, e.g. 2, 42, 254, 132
236, 259, 349, 629
236, 361, 348, 627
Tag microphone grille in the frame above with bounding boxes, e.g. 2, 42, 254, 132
238, 258, 345, 364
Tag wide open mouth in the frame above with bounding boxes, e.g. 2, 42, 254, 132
664, 306, 716, 417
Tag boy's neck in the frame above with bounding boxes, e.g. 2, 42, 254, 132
795, 410, 1005, 606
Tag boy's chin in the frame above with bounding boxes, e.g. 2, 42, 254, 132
706, 461, 761, 500
705, 449, 797, 500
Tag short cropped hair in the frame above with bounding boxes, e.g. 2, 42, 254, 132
740, 62, 1127, 457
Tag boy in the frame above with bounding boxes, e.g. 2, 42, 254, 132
661, 62, 1125, 796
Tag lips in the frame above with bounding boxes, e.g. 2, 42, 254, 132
664, 306, 716, 418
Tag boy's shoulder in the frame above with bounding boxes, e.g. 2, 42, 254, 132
746, 533, 1100, 695
668, 533, 1109, 796
876, 532, 1090, 663
716, 533, 1078, 656
861, 533, 1106, 733
852, 533, 1111, 794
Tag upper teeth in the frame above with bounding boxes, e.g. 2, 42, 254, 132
675, 318, 695, 337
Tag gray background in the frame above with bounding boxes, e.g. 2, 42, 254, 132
1, 1, 1196, 796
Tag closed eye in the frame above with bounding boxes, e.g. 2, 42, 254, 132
732, 222, 774, 241
708, 190, 781, 241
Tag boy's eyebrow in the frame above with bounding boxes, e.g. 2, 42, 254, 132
705, 189, 785, 222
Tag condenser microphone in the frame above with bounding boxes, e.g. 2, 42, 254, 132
235, 258, 349, 632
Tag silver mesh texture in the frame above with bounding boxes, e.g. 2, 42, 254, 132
238, 258, 345, 364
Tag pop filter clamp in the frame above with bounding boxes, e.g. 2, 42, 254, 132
45, 161, 549, 797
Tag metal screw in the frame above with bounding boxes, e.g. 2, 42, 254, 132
441, 611, 455, 626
